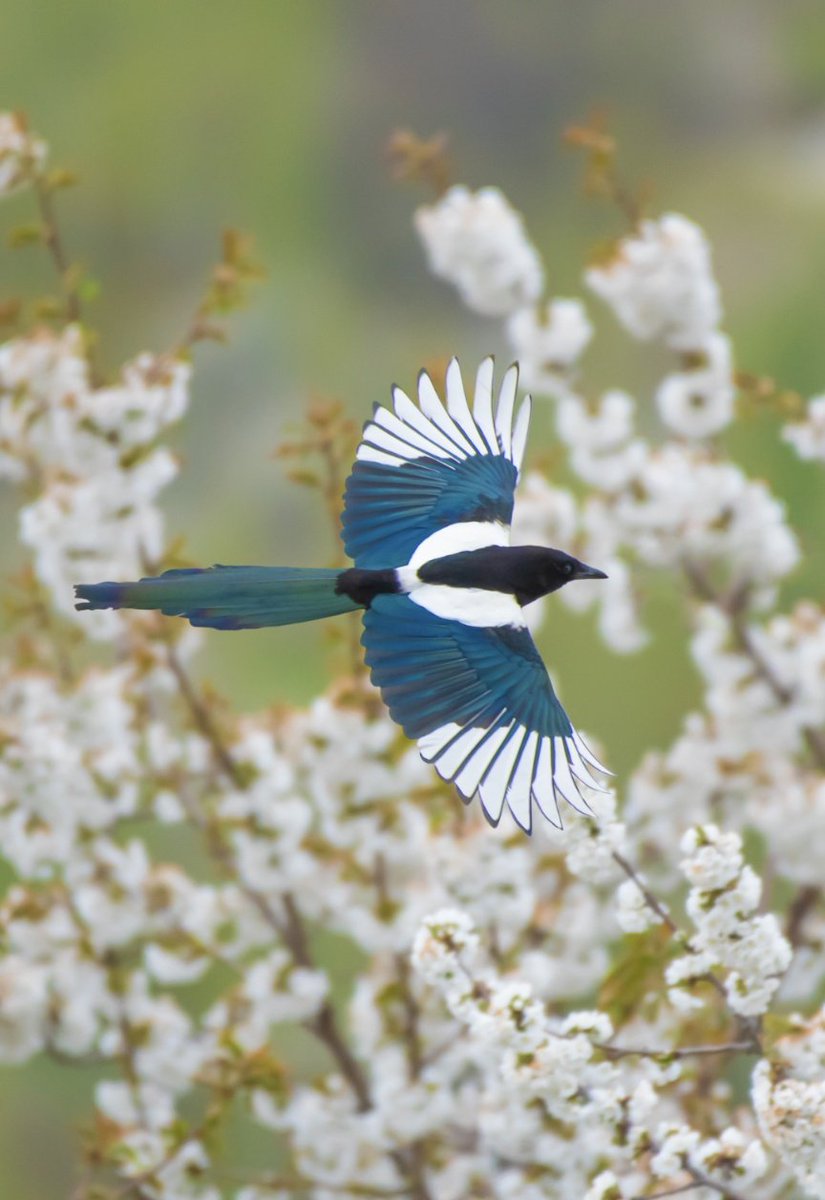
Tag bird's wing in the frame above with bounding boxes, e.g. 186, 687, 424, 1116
362, 594, 610, 832
341, 357, 530, 569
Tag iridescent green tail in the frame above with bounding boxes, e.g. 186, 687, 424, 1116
74, 566, 362, 630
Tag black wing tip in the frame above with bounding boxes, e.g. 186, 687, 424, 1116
513, 811, 533, 836
477, 797, 505, 831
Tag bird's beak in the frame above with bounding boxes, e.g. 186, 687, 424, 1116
575, 562, 608, 581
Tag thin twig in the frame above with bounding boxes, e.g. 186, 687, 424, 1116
785, 884, 822, 947
611, 849, 679, 935
243, 1175, 412, 1197
684, 1164, 750, 1200
34, 174, 82, 324
682, 558, 825, 771
165, 664, 371, 1110
630, 1155, 752, 1200
395, 951, 425, 1080
632, 1184, 702, 1200
280, 893, 373, 1113
164, 630, 432, 1198
110, 1119, 212, 1200
595, 1039, 755, 1062
165, 641, 245, 787
610, 849, 762, 1050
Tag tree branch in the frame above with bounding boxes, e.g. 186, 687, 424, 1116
682, 558, 825, 771
34, 174, 83, 325
610, 849, 762, 1051
165, 641, 245, 788
611, 849, 680, 936
595, 1039, 755, 1062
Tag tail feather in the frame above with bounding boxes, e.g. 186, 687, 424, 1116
74, 565, 363, 630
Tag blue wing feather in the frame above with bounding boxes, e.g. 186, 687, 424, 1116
361, 595, 610, 830
362, 595, 571, 741
341, 360, 528, 568
341, 455, 518, 569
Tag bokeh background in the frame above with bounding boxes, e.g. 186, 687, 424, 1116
2, 2, 825, 1194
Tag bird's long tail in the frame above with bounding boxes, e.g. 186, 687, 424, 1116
74, 566, 362, 630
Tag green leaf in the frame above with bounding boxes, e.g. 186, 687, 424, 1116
598, 926, 673, 1028
77, 276, 101, 303
7, 222, 45, 249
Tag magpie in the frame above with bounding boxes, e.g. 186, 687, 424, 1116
75, 358, 610, 832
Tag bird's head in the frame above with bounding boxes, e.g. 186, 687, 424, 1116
533, 547, 608, 597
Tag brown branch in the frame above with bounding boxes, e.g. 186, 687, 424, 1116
633, 1184, 703, 1200
611, 849, 680, 936
596, 1039, 755, 1062
682, 558, 825, 771
611, 850, 762, 1051
630, 1153, 752, 1200
785, 884, 822, 948
164, 659, 375, 1119
280, 893, 373, 1114
395, 952, 425, 1080
34, 174, 83, 325
109, 1118, 214, 1200
165, 641, 245, 788
282, 897, 432, 1198
683, 1164, 751, 1200
164, 638, 431, 1197
248, 1176, 412, 1197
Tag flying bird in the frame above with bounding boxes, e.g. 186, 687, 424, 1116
75, 358, 610, 832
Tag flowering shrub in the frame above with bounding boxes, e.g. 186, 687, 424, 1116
0, 114, 824, 1200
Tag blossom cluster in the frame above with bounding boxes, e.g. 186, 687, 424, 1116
754, 1007, 825, 1199
412, 908, 770, 1200
411, 170, 825, 1197
0, 112, 822, 1200
0, 110, 46, 197
668, 824, 792, 1017
0, 325, 190, 638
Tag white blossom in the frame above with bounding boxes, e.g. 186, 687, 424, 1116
563, 791, 626, 885
585, 213, 722, 350
0, 111, 46, 197
411, 907, 480, 990
507, 298, 593, 392
672, 825, 792, 1016
0, 956, 48, 1062
656, 333, 735, 438
754, 1053, 825, 1199
783, 394, 825, 462
584, 1169, 626, 1200
415, 185, 544, 315
83, 353, 191, 448
616, 878, 657, 933
557, 389, 636, 454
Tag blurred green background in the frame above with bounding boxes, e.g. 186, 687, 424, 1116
3, 2, 825, 1194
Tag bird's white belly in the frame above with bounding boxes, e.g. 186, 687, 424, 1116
403, 582, 525, 628
396, 520, 524, 629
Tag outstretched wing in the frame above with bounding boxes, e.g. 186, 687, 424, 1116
341, 357, 530, 569
362, 594, 610, 833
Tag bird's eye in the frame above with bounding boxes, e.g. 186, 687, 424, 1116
562, 562, 573, 575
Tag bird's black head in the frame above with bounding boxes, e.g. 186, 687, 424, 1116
521, 546, 608, 603
414, 543, 608, 607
